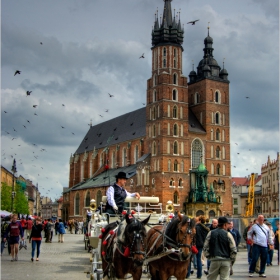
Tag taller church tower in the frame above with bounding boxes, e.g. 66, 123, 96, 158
145, 0, 190, 207
145, 0, 232, 216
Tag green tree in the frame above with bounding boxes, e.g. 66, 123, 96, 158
1, 182, 12, 211
14, 184, 29, 214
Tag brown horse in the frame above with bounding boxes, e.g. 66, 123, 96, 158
100, 213, 150, 280
146, 212, 196, 280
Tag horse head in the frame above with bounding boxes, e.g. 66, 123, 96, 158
166, 212, 196, 261
124, 214, 150, 266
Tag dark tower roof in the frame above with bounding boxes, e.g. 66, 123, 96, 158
189, 27, 229, 84
152, 0, 184, 48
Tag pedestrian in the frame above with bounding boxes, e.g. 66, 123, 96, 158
74, 219, 79, 234
25, 217, 33, 239
45, 219, 52, 243
265, 222, 275, 266
55, 220, 59, 235
20, 216, 26, 236
78, 220, 83, 234
274, 222, 280, 265
57, 219, 66, 243
247, 214, 274, 278
243, 220, 254, 264
29, 217, 43, 261
204, 218, 218, 275
227, 220, 241, 275
1, 219, 9, 255
195, 215, 210, 279
105, 171, 140, 214
203, 216, 237, 280
3, 214, 24, 261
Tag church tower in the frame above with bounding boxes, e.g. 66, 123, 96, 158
145, 0, 189, 207
187, 27, 232, 216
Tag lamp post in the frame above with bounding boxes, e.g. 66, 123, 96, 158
11, 159, 17, 213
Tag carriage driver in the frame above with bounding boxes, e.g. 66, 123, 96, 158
105, 171, 140, 214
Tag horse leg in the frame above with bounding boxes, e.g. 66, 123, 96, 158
149, 265, 159, 280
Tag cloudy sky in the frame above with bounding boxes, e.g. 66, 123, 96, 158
1, 0, 279, 201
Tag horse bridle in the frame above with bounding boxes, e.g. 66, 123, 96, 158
128, 230, 146, 256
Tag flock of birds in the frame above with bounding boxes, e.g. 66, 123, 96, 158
2, 40, 150, 200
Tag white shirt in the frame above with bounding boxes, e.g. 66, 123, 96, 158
106, 184, 136, 208
247, 223, 274, 247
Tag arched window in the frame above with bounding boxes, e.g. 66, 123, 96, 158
215, 112, 220, 124
168, 160, 171, 171
215, 91, 219, 103
216, 163, 220, 175
216, 146, 220, 158
173, 106, 178, 118
170, 178, 175, 186
191, 139, 203, 169
172, 89, 177, 100
174, 160, 178, 171
173, 141, 178, 154
174, 59, 176, 68
153, 90, 157, 102
96, 190, 102, 208
134, 145, 139, 163
85, 191, 90, 207
174, 191, 178, 204
179, 178, 183, 187
196, 210, 204, 216
153, 106, 156, 120
123, 148, 126, 166
209, 210, 215, 218
173, 74, 177, 85
152, 141, 157, 155
195, 92, 200, 104
216, 129, 220, 141
163, 59, 166, 67
163, 47, 166, 57
174, 48, 176, 56
75, 193, 80, 215
153, 124, 156, 137
173, 124, 178, 136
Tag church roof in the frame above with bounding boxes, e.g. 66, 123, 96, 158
188, 109, 206, 133
75, 108, 146, 154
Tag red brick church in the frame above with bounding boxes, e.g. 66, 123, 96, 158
63, 0, 232, 221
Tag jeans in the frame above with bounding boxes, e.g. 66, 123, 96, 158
196, 247, 203, 278
186, 255, 192, 278
31, 240, 41, 258
249, 244, 268, 274
267, 249, 274, 264
1, 240, 5, 254
246, 243, 252, 263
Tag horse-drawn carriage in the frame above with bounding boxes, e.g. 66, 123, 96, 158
84, 196, 196, 280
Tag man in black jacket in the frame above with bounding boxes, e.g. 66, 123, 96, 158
203, 217, 237, 280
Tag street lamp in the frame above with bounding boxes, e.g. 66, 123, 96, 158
11, 159, 17, 213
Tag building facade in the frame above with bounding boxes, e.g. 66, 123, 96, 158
261, 153, 279, 218
64, 0, 232, 220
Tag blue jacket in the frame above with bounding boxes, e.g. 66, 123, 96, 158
58, 222, 66, 234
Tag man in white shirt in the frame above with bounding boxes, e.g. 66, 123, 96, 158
105, 171, 140, 214
247, 215, 274, 278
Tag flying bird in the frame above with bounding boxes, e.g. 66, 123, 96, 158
13, 128, 17, 132
235, 143, 238, 145
4, 111, 7, 113
139, 53, 145, 59
26, 91, 32, 96
105, 109, 109, 112
33, 105, 37, 108
14, 70, 21, 76
187, 19, 199, 25
72, 132, 75, 135
27, 120, 30, 123
12, 138, 16, 140
142, 103, 145, 106
99, 115, 103, 117
108, 93, 114, 97
246, 96, 250, 99
61, 126, 65, 129
40, 42, 43, 45
62, 104, 65, 106
23, 125, 27, 128
5, 131, 10, 134
34, 113, 38, 116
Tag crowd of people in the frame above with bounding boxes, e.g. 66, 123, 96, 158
186, 214, 279, 280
